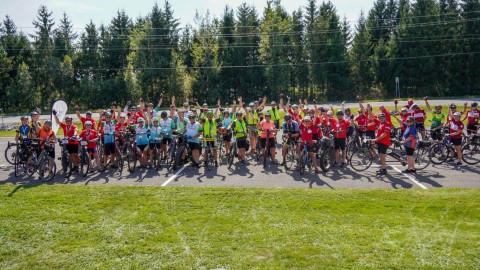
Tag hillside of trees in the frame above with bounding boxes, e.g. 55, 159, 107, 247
0, 0, 479, 112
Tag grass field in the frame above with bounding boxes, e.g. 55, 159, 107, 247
0, 186, 478, 269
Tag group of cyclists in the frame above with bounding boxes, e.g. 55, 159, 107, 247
12, 93, 480, 179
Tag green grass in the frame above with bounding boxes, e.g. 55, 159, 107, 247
0, 186, 478, 269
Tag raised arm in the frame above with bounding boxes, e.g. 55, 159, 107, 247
424, 97, 432, 112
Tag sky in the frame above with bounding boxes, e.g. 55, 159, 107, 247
0, 0, 374, 36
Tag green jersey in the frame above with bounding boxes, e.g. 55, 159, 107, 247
431, 112, 445, 129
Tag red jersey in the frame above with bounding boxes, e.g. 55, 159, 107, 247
79, 129, 99, 149
376, 121, 392, 146
400, 114, 409, 131
59, 123, 79, 145
300, 122, 314, 142
80, 116, 96, 130
330, 118, 350, 139
115, 122, 129, 134
467, 109, 479, 124
288, 109, 303, 123
381, 108, 392, 125
449, 121, 464, 139
367, 116, 380, 131
411, 109, 426, 123
355, 114, 368, 131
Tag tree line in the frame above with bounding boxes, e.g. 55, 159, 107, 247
0, 0, 479, 113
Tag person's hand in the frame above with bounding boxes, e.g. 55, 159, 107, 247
127, 101, 132, 105
287, 96, 291, 101
52, 109, 57, 115
356, 95, 361, 101
394, 100, 398, 105
75, 105, 79, 110
304, 99, 308, 104
172, 95, 175, 102
423, 96, 428, 101
464, 102, 468, 106
341, 101, 345, 105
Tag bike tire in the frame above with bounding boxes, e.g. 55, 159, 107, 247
40, 157, 56, 182
263, 145, 268, 168
349, 148, 373, 172
228, 144, 236, 169
127, 144, 137, 173
14, 151, 21, 177
285, 145, 296, 171
173, 145, 185, 171
462, 143, 480, 165
62, 154, 73, 178
429, 142, 449, 165
319, 148, 334, 172
414, 147, 431, 170
5, 143, 17, 165
346, 140, 359, 160
299, 153, 305, 175
80, 151, 89, 177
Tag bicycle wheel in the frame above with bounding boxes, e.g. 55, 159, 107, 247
62, 154, 73, 178
39, 157, 56, 182
299, 153, 306, 175
5, 143, 17, 165
218, 139, 224, 160
263, 145, 268, 168
79, 151, 89, 177
116, 148, 124, 174
462, 143, 480, 165
414, 147, 431, 170
429, 142, 449, 165
14, 151, 22, 177
127, 144, 137, 173
349, 148, 373, 171
346, 140, 359, 160
285, 145, 297, 171
228, 144, 236, 169
255, 140, 261, 161
173, 145, 185, 170
319, 148, 334, 172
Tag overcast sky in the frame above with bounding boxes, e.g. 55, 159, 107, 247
0, 0, 374, 35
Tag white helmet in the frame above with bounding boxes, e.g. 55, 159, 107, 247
85, 121, 93, 126
137, 117, 145, 123
152, 117, 159, 122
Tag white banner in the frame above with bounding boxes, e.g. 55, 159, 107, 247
51, 99, 68, 134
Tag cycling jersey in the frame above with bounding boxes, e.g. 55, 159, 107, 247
430, 113, 445, 129
102, 121, 116, 144
79, 129, 99, 149
381, 108, 392, 124
148, 125, 162, 142
38, 127, 55, 148
299, 122, 314, 142
467, 109, 479, 124
222, 117, 233, 128
231, 118, 248, 138
282, 121, 300, 135
160, 118, 175, 138
403, 125, 417, 148
115, 122, 129, 135
287, 109, 303, 122
176, 118, 187, 134
450, 121, 464, 139
330, 118, 350, 139
376, 122, 392, 146
355, 114, 368, 132
186, 122, 203, 143
366, 116, 380, 131
135, 125, 149, 145
16, 125, 31, 143
412, 109, 426, 123
80, 116, 96, 130
59, 123, 79, 145
259, 120, 275, 139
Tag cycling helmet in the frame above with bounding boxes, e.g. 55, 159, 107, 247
223, 110, 230, 115
105, 112, 112, 117
254, 101, 259, 104
137, 117, 145, 123
265, 112, 272, 116
236, 111, 243, 116
147, 103, 154, 107
450, 103, 457, 109
86, 111, 92, 115
249, 102, 255, 107
284, 114, 292, 121
130, 106, 137, 110
435, 105, 442, 109
453, 112, 462, 117
472, 102, 478, 107
44, 120, 52, 126
65, 115, 73, 120
327, 111, 333, 116
411, 103, 419, 109
378, 113, 386, 118
206, 110, 214, 116
120, 113, 127, 118
84, 121, 92, 126
407, 116, 414, 122
271, 101, 276, 105
291, 104, 298, 109
152, 117, 159, 122
161, 111, 168, 118
20, 116, 28, 120
400, 107, 408, 112
202, 103, 208, 107
336, 110, 344, 116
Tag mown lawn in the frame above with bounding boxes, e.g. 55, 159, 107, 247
0, 186, 478, 269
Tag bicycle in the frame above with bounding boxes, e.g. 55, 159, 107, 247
262, 129, 276, 168
461, 134, 480, 165
57, 137, 74, 178
78, 140, 90, 177
23, 139, 57, 182
318, 133, 335, 172
282, 133, 299, 171
298, 142, 313, 175
14, 142, 33, 177
5, 141, 20, 165
203, 136, 215, 171
346, 125, 367, 159
173, 134, 194, 170
150, 138, 163, 171
429, 133, 459, 165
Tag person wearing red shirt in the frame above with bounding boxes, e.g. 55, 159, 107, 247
446, 102, 468, 124
392, 107, 410, 141
373, 113, 391, 175
280, 97, 303, 123
395, 98, 414, 116
359, 101, 378, 139
304, 108, 322, 151
299, 118, 321, 173
449, 111, 464, 166
330, 110, 353, 167
53, 113, 80, 171
410, 104, 426, 138
378, 105, 391, 125
76, 106, 96, 130
354, 109, 368, 137
463, 102, 479, 136
78, 121, 102, 172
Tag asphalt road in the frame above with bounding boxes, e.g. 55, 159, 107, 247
1, 98, 479, 125
1, 137, 479, 189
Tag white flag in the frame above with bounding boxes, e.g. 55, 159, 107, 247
51, 99, 68, 134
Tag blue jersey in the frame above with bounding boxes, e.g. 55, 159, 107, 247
403, 125, 417, 148
135, 126, 149, 145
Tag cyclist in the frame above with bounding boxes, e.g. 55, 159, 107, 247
446, 102, 468, 124
449, 111, 464, 166
395, 98, 415, 115
159, 111, 175, 160
257, 112, 278, 164
280, 97, 302, 123
76, 106, 96, 130
221, 110, 233, 156
147, 117, 162, 168
392, 107, 410, 135
135, 118, 149, 168
463, 102, 479, 136
36, 120, 56, 176
372, 113, 391, 175
101, 112, 117, 170
29, 111, 41, 138
280, 114, 300, 166
15, 116, 32, 162
229, 111, 249, 164
185, 114, 203, 167
400, 116, 417, 174
329, 110, 353, 167
53, 112, 80, 172
78, 121, 102, 172
424, 98, 445, 141
201, 110, 219, 167
299, 117, 321, 173
247, 102, 260, 154
267, 101, 281, 129
354, 108, 368, 138
411, 103, 426, 138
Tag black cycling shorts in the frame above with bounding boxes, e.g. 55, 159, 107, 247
431, 129, 443, 141
451, 138, 462, 146
149, 142, 161, 149
260, 138, 276, 149
334, 138, 346, 150
366, 130, 376, 140
188, 142, 201, 151
223, 133, 232, 142
467, 123, 479, 134
66, 144, 79, 154
104, 142, 115, 155
162, 138, 172, 145
415, 122, 425, 131
377, 143, 389, 154
405, 147, 415, 156
137, 144, 148, 152
237, 138, 248, 149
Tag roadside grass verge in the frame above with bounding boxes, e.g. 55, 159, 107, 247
0, 186, 478, 269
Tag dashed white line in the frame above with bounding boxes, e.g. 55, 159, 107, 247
390, 165, 428, 189
161, 165, 187, 186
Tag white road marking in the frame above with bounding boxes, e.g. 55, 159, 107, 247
161, 165, 187, 186
0, 163, 11, 168
390, 165, 428, 189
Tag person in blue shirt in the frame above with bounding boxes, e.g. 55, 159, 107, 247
135, 117, 149, 168
280, 114, 300, 166
401, 116, 417, 174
